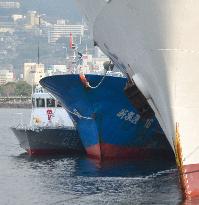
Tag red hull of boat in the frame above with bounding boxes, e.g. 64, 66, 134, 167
86, 143, 173, 161
182, 163, 199, 199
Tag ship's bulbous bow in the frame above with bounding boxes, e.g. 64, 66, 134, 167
75, 0, 199, 198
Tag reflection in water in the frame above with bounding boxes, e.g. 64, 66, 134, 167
77, 157, 176, 177
183, 197, 199, 205
0, 109, 184, 204
12, 153, 182, 204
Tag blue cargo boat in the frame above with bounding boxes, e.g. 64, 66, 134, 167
40, 74, 173, 160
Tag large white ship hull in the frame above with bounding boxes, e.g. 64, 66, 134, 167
75, 0, 199, 198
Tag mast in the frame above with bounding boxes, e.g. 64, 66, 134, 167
37, 15, 41, 65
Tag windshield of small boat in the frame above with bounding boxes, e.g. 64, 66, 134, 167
57, 101, 62, 107
47, 98, 55, 107
36, 98, 45, 108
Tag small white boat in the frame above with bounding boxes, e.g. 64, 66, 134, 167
11, 86, 84, 156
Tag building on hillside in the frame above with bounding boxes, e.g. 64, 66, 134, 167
0, 16, 15, 33
48, 20, 84, 44
12, 14, 23, 22
26, 11, 46, 29
26, 11, 40, 27
23, 63, 45, 85
0, 1, 20, 9
45, 65, 69, 76
0, 69, 14, 85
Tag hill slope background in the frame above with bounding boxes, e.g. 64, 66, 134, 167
20, 0, 82, 22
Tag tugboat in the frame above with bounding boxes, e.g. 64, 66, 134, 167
11, 86, 84, 156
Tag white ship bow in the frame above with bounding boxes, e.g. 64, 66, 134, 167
75, 0, 199, 198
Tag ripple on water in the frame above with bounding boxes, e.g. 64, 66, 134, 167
0, 109, 183, 205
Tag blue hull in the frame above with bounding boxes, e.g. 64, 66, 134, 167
40, 74, 173, 160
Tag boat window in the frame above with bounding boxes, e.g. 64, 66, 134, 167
57, 101, 62, 107
36, 98, 45, 107
32, 98, 35, 107
47, 98, 55, 107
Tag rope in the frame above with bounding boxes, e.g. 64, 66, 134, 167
47, 92, 93, 120
46, 69, 109, 119
70, 108, 93, 120
88, 70, 107, 89
80, 70, 107, 89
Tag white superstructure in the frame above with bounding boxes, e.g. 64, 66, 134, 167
0, 1, 20, 9
30, 86, 74, 128
23, 63, 45, 86
75, 0, 199, 198
0, 69, 14, 85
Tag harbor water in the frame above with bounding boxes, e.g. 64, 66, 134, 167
0, 108, 188, 204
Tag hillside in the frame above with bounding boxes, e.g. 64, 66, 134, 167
0, 0, 82, 22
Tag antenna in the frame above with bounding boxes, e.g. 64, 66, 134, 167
69, 32, 73, 49
37, 15, 41, 65
37, 43, 40, 65
85, 44, 88, 54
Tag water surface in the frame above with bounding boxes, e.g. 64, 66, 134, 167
0, 108, 189, 204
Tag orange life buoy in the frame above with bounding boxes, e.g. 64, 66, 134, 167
79, 74, 90, 88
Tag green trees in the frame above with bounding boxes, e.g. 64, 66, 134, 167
0, 82, 16, 97
15, 81, 32, 96
0, 81, 32, 97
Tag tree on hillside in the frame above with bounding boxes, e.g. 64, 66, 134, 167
16, 81, 32, 96
1, 82, 16, 97
0, 81, 32, 97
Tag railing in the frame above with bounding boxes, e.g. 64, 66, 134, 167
0, 96, 31, 103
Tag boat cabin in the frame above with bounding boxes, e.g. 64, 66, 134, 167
32, 96, 62, 108
30, 86, 74, 128
32, 86, 62, 108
